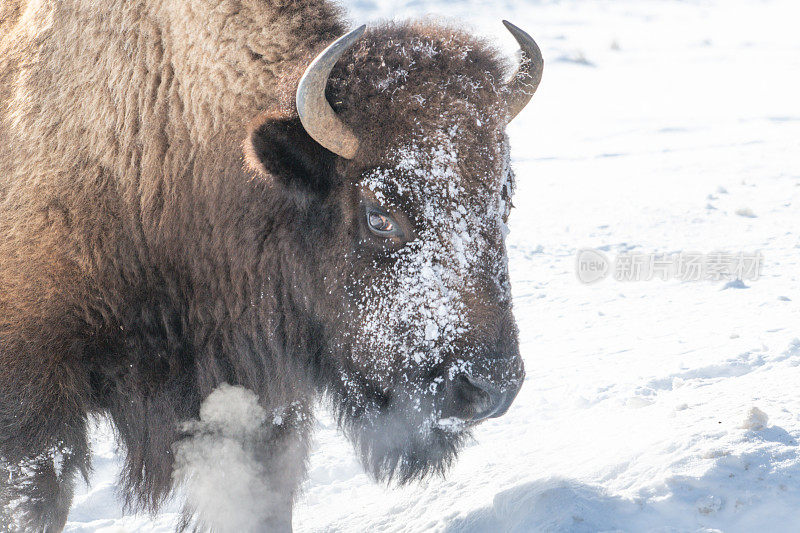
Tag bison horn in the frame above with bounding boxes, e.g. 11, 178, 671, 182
503, 20, 544, 122
296, 25, 366, 159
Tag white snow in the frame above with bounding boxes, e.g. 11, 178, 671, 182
357, 129, 507, 377
66, 0, 800, 531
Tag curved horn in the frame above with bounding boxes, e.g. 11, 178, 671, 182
296, 25, 366, 159
503, 20, 544, 122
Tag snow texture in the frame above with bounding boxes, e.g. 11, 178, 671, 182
66, 0, 800, 531
356, 131, 510, 375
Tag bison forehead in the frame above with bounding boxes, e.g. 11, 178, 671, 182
328, 22, 512, 147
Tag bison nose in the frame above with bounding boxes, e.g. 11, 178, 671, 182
449, 373, 520, 422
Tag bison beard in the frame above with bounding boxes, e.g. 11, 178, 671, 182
0, 1, 540, 530
335, 387, 469, 484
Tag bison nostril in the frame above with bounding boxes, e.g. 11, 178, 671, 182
449, 373, 506, 422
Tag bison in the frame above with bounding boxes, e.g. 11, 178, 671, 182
0, 0, 542, 530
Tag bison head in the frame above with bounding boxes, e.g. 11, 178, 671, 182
245, 21, 542, 483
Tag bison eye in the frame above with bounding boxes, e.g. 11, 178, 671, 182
367, 209, 399, 236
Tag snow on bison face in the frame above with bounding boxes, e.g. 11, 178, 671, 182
335, 125, 526, 482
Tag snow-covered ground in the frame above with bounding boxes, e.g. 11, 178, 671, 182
66, 0, 800, 531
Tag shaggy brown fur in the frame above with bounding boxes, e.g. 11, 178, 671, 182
0, 1, 529, 531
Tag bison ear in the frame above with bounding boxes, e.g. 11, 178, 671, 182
245, 112, 337, 197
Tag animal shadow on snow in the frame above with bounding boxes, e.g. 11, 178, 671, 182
442, 478, 640, 533
443, 425, 800, 533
